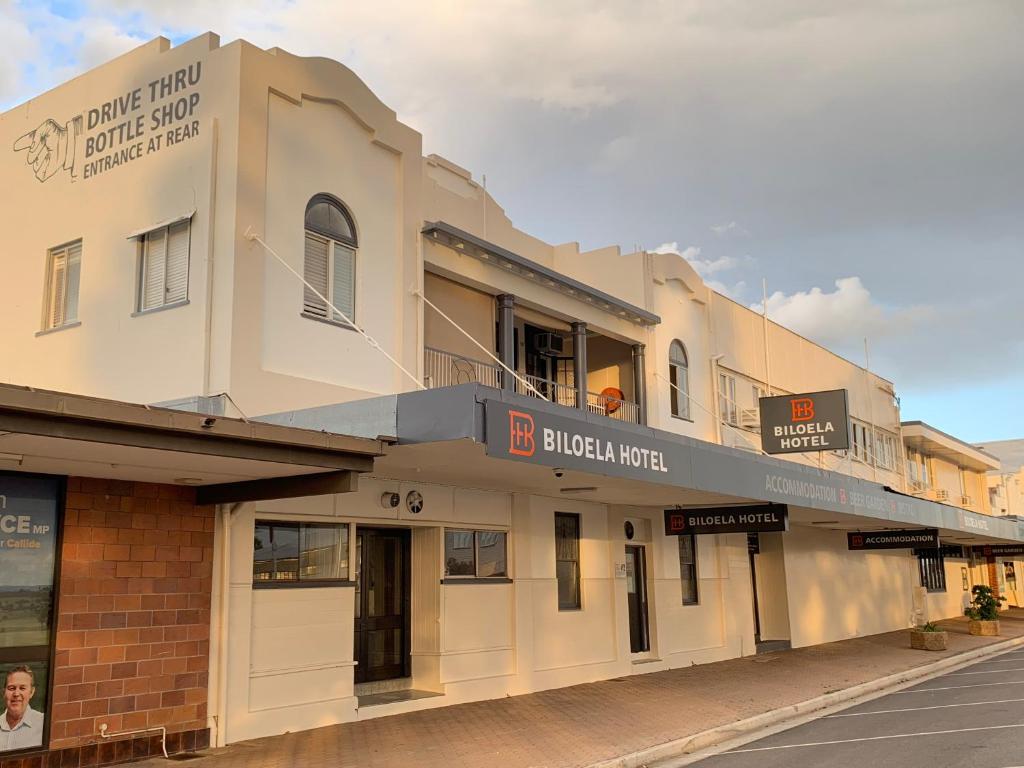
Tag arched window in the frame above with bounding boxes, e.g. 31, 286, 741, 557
669, 340, 690, 419
303, 194, 357, 325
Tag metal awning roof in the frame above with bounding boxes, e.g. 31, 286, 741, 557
262, 384, 1024, 545
422, 221, 661, 327
0, 383, 384, 503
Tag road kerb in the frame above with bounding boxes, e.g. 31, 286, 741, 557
587, 635, 1024, 768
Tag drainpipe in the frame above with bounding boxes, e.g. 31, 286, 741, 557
497, 294, 516, 390
631, 344, 647, 426
214, 502, 243, 748
572, 322, 588, 410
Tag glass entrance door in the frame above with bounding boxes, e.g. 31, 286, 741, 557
626, 545, 650, 653
354, 528, 410, 683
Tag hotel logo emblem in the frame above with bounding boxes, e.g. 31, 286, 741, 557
508, 410, 535, 456
790, 397, 815, 422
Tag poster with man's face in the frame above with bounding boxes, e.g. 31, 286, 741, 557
1, 663, 45, 751
1, 474, 60, 753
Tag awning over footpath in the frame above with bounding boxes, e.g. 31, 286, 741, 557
0, 382, 384, 502
262, 383, 1024, 546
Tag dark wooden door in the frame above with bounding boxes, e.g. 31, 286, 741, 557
354, 528, 410, 683
626, 545, 650, 653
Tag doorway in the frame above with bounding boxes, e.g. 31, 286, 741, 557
354, 527, 411, 683
748, 532, 791, 653
626, 545, 650, 653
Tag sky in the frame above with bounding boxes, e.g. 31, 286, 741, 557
2, 0, 1021, 442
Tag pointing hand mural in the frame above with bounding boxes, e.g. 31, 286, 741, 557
12, 116, 82, 182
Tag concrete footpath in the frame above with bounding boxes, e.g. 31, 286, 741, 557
137, 611, 1024, 768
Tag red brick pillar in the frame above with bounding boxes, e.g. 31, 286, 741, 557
49, 478, 214, 761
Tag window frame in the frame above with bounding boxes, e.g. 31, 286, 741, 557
135, 219, 191, 314
917, 548, 947, 593
555, 512, 582, 611
678, 534, 699, 605
302, 194, 358, 329
251, 520, 354, 588
668, 340, 691, 420
442, 528, 511, 583
41, 239, 82, 331
718, 372, 738, 426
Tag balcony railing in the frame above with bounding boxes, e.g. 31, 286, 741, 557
424, 347, 640, 425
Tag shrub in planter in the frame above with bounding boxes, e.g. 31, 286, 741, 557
965, 585, 1004, 636
910, 622, 948, 651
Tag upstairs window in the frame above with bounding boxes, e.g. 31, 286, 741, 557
719, 372, 738, 426
43, 240, 82, 330
138, 220, 190, 312
303, 194, 357, 326
669, 340, 690, 419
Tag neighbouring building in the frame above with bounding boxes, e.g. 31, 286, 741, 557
2, 32, 1022, 762
976, 439, 1024, 518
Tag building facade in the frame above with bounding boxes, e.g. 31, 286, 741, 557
2, 33, 1023, 758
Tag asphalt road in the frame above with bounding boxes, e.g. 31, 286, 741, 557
688, 647, 1024, 768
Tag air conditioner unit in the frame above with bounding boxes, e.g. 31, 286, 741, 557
961, 495, 974, 507
533, 332, 565, 356
740, 408, 760, 429
933, 489, 949, 502
908, 481, 925, 494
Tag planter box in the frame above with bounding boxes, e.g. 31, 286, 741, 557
969, 619, 1000, 636
910, 630, 948, 651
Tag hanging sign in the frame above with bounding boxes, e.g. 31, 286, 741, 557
759, 390, 850, 454
847, 528, 939, 550
664, 504, 788, 536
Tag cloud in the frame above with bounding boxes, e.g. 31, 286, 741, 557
752, 276, 929, 354
711, 221, 748, 237
0, 3, 38, 103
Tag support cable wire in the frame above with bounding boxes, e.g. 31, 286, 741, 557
413, 288, 550, 401
246, 229, 425, 391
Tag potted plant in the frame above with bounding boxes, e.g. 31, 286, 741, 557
910, 622, 948, 651
965, 584, 1004, 636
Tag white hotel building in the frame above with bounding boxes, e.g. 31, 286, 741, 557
1, 33, 1021, 749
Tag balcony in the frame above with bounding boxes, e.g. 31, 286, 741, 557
425, 347, 641, 425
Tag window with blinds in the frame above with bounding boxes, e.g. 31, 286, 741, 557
303, 194, 357, 326
138, 219, 190, 312
43, 240, 82, 330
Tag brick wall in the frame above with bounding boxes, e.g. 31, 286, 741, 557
50, 478, 214, 751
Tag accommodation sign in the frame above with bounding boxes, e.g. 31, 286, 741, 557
847, 528, 939, 550
484, 400, 693, 485
664, 504, 788, 536
759, 389, 850, 454
11, 61, 202, 184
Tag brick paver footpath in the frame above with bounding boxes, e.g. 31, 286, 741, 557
135, 611, 1024, 768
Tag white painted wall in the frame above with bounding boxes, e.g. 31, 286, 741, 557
782, 524, 915, 647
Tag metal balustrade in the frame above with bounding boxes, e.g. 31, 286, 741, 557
424, 347, 640, 425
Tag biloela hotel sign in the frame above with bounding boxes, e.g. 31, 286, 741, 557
509, 410, 670, 472
758, 390, 851, 455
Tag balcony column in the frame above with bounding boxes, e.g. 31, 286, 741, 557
572, 321, 588, 410
497, 294, 516, 390
632, 343, 647, 426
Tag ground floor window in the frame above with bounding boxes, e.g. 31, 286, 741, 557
917, 549, 947, 593
555, 513, 581, 610
252, 521, 350, 585
678, 535, 699, 605
444, 529, 508, 578
0, 473, 62, 756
